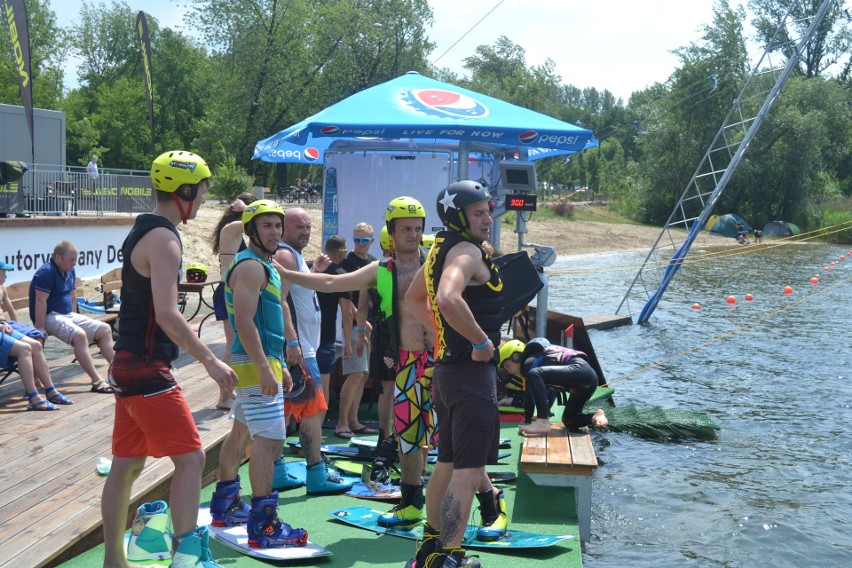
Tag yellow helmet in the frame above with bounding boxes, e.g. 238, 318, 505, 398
420, 233, 435, 248
498, 339, 525, 368
150, 151, 211, 193
385, 196, 426, 232
379, 225, 394, 252
242, 199, 285, 236
185, 262, 208, 283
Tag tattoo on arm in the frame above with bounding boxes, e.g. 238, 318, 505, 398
440, 489, 463, 545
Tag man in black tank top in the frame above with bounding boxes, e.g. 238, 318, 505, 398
406, 181, 507, 568
101, 151, 237, 568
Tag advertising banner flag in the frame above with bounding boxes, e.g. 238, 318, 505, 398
136, 11, 155, 145
2, 0, 34, 160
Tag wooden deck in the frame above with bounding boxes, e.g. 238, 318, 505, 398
0, 310, 233, 568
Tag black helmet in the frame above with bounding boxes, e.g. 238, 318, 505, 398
436, 180, 492, 240
282, 362, 308, 400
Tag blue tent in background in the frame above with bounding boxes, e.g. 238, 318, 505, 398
253, 71, 597, 164
710, 213, 751, 237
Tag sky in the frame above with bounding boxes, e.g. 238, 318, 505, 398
50, 0, 748, 101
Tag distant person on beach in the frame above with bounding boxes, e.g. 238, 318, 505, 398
28, 241, 115, 394
210, 192, 256, 410
1, 260, 73, 410
209, 199, 308, 548
498, 338, 607, 435
100, 151, 237, 568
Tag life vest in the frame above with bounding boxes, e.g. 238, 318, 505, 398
225, 249, 285, 361
114, 214, 181, 362
426, 230, 503, 364
374, 250, 427, 355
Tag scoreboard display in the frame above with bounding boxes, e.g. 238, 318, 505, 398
505, 193, 537, 212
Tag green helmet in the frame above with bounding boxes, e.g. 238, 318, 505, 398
385, 196, 426, 233
498, 339, 525, 368
150, 151, 211, 194
242, 199, 285, 236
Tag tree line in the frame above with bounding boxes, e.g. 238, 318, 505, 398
1, 0, 849, 237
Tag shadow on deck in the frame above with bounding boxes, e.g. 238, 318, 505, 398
0, 315, 231, 568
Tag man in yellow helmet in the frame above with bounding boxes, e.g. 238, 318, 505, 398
210, 199, 308, 548
102, 151, 238, 568
275, 196, 438, 530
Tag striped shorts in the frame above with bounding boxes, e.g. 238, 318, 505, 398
231, 354, 287, 440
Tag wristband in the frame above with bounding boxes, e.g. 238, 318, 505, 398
471, 338, 490, 350
354, 327, 366, 334
287, 340, 300, 347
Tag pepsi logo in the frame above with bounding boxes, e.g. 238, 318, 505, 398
403, 88, 489, 120
320, 125, 340, 135
519, 130, 538, 144
305, 147, 320, 162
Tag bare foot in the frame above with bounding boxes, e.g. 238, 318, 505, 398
216, 389, 235, 410
519, 418, 551, 436
590, 408, 608, 428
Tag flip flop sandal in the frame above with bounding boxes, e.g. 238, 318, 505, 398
45, 386, 74, 405
91, 382, 115, 394
335, 430, 355, 439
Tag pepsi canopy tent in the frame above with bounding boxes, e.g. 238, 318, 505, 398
253, 71, 597, 164
762, 220, 800, 237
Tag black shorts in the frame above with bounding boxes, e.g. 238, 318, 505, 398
432, 360, 500, 469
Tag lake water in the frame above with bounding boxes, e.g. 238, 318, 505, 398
546, 242, 851, 567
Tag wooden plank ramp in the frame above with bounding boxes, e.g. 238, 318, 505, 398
0, 316, 233, 568
520, 423, 598, 476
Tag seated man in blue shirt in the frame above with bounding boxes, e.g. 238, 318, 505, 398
29, 241, 115, 393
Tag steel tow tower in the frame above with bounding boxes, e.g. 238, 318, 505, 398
616, 0, 836, 324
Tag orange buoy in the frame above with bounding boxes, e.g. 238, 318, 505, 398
784, 286, 793, 295
824, 266, 830, 272
745, 293, 753, 301
841, 255, 846, 261
830, 261, 837, 267
692, 303, 701, 310
726, 296, 736, 304
810, 277, 819, 284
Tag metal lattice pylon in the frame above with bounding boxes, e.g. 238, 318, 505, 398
617, 0, 836, 324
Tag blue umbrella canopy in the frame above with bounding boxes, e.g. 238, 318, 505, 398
253, 71, 596, 164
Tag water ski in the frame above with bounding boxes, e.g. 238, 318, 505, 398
329, 506, 572, 549
197, 508, 331, 560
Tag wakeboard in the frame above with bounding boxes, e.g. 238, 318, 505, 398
197, 507, 332, 560
350, 437, 513, 450
337, 460, 516, 485
329, 506, 573, 549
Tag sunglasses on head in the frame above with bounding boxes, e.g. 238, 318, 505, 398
353, 237, 372, 244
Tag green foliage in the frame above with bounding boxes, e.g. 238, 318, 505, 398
210, 153, 254, 201
803, 197, 852, 244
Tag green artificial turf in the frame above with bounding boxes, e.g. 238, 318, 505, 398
59, 408, 584, 568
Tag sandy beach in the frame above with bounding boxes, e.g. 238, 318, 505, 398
76, 201, 724, 296
175, 201, 723, 271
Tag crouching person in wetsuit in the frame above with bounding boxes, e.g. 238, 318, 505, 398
498, 338, 608, 435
